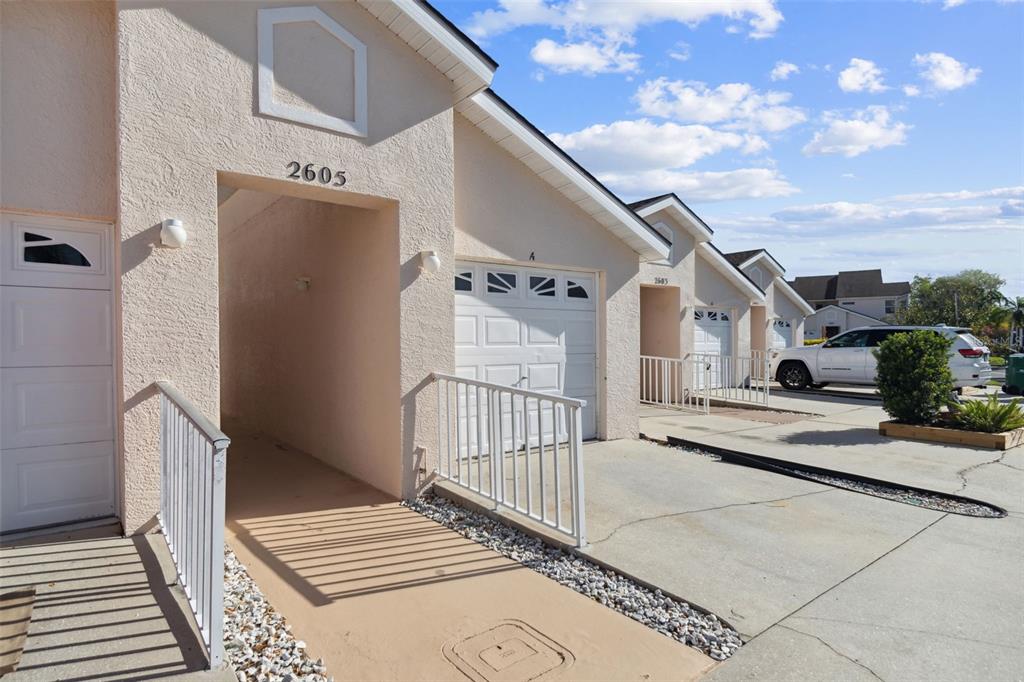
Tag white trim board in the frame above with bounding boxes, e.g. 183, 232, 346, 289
633, 196, 712, 244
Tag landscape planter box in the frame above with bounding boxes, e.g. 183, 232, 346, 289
879, 420, 1024, 450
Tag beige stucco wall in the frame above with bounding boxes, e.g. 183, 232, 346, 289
638, 212, 696, 363
219, 195, 401, 494
453, 115, 641, 440
694, 255, 752, 360
115, 1, 457, 532
0, 1, 117, 220
640, 286, 681, 358
750, 305, 768, 352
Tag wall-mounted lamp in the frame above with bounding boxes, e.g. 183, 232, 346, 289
160, 219, 188, 248
419, 250, 441, 274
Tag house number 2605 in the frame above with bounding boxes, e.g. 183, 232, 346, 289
286, 161, 347, 186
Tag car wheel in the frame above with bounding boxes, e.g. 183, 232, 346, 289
778, 362, 811, 390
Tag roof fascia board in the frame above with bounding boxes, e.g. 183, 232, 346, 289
393, 0, 496, 85
775, 277, 815, 316
635, 197, 713, 243
469, 91, 670, 261
697, 243, 766, 303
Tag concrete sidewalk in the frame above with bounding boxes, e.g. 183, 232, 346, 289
0, 524, 230, 681
579, 438, 1024, 681
224, 431, 714, 682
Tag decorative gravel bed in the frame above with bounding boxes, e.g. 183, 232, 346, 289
224, 548, 332, 682
404, 493, 743, 661
664, 441, 1005, 518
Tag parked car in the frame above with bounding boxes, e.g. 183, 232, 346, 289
770, 325, 992, 390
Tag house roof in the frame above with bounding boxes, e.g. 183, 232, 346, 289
723, 248, 785, 276
356, 0, 496, 101
628, 194, 713, 243
456, 90, 670, 261
789, 270, 911, 301
807, 304, 886, 324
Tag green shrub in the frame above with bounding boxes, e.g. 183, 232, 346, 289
990, 356, 1007, 367
875, 330, 954, 424
804, 338, 825, 346
951, 396, 1024, 433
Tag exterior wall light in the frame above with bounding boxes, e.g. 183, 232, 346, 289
420, 250, 441, 274
160, 219, 188, 248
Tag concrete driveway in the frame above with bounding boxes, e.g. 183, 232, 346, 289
575, 399, 1024, 680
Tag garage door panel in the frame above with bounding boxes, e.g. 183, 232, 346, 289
1, 215, 111, 290
2, 287, 112, 367
1, 366, 114, 449
0, 441, 115, 532
455, 261, 598, 440
454, 316, 477, 346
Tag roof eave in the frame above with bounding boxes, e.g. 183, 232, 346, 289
634, 197, 713, 243
775, 278, 815, 316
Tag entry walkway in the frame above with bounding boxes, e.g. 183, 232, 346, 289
224, 431, 713, 682
0, 524, 227, 681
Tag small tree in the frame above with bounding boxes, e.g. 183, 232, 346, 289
875, 330, 954, 424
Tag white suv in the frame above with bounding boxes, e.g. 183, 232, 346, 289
771, 326, 992, 391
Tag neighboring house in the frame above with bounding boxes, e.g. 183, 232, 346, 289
802, 305, 887, 340
631, 194, 766, 379
0, 2, 673, 535
723, 249, 814, 350
789, 269, 911, 323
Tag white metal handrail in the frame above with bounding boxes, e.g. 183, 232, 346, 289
690, 351, 771, 406
431, 372, 587, 547
155, 381, 228, 669
640, 355, 710, 413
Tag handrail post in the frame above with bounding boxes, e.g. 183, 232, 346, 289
207, 444, 227, 668
572, 404, 586, 547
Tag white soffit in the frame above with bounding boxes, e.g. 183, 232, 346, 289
698, 243, 766, 303
457, 91, 670, 262
356, 0, 496, 101
634, 197, 713, 243
776, 278, 816, 316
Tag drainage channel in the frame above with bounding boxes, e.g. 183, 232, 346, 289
647, 435, 1007, 519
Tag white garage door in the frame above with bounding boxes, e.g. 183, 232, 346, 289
772, 320, 793, 349
1, 214, 116, 533
694, 308, 732, 388
455, 261, 598, 441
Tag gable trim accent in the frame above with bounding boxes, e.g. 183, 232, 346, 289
697, 243, 766, 303
775, 278, 815, 316
632, 195, 713, 243
458, 90, 670, 262
257, 7, 369, 137
737, 250, 784, 277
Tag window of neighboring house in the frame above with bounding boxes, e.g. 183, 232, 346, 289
885, 299, 897, 314
651, 221, 673, 265
841, 301, 855, 306
815, 303, 825, 309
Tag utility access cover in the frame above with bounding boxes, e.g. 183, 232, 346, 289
443, 620, 574, 682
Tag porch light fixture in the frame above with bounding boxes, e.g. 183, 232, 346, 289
160, 219, 188, 248
419, 250, 441, 274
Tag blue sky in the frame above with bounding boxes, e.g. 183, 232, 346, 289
434, 0, 1024, 296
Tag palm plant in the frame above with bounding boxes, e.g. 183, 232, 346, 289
950, 396, 1024, 433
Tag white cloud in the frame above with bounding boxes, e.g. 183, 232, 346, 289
530, 37, 640, 75
634, 78, 807, 132
890, 186, 1024, 202
548, 119, 764, 171
1001, 199, 1024, 217
943, 0, 966, 8
771, 201, 1003, 226
466, 1, 783, 76
802, 106, 910, 157
841, 173, 857, 179
770, 61, 800, 81
913, 52, 981, 91
599, 168, 799, 201
838, 58, 888, 93
668, 41, 691, 62
903, 84, 921, 97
